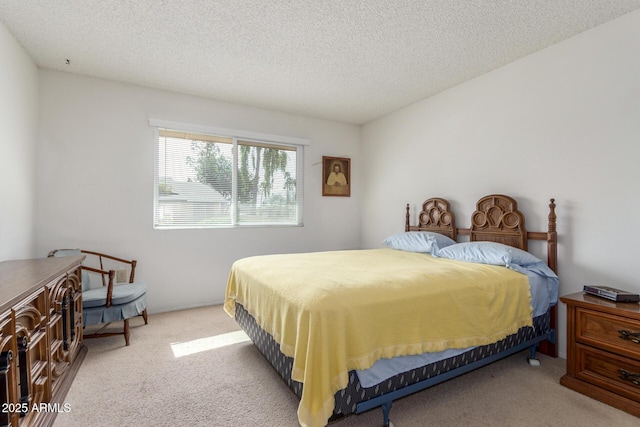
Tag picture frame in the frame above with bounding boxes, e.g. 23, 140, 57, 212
322, 156, 350, 197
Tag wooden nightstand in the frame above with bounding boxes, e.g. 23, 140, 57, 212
560, 292, 640, 417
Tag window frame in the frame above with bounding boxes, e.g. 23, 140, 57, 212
150, 119, 308, 229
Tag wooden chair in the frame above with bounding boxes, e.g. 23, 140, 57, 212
48, 249, 148, 346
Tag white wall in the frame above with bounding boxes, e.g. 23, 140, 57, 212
0, 21, 38, 260
36, 71, 361, 313
361, 10, 640, 358
11, 8, 640, 357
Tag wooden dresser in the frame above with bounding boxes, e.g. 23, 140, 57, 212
560, 291, 640, 417
0, 256, 87, 427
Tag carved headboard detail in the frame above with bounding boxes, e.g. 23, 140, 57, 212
470, 194, 527, 250
405, 197, 457, 240
405, 194, 557, 273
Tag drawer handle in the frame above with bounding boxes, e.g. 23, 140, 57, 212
618, 329, 640, 344
618, 369, 640, 386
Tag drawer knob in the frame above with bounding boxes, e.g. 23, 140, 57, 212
618, 329, 640, 344
618, 369, 640, 386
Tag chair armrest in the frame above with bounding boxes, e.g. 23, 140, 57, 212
81, 250, 138, 283
48, 249, 140, 305
81, 265, 116, 307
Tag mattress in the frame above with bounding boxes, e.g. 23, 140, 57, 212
235, 302, 551, 417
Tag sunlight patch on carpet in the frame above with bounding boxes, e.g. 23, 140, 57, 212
171, 330, 250, 358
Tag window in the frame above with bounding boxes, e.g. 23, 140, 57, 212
151, 120, 306, 228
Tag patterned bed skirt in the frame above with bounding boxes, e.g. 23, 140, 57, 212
235, 302, 551, 417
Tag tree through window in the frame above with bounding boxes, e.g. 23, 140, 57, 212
154, 127, 304, 228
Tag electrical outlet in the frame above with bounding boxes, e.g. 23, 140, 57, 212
116, 269, 128, 283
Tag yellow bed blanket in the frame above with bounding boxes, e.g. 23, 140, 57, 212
224, 248, 532, 427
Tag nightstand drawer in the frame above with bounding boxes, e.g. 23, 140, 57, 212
576, 343, 640, 401
576, 307, 640, 359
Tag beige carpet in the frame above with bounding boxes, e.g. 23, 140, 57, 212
53, 305, 639, 427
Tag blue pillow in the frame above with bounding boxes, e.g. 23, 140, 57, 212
435, 241, 543, 268
505, 245, 545, 266
383, 232, 456, 254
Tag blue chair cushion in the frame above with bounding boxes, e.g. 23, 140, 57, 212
82, 282, 147, 308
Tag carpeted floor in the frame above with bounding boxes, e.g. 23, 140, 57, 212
53, 305, 639, 427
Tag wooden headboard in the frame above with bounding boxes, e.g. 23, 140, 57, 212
405, 197, 457, 240
405, 194, 558, 357
405, 194, 557, 274
469, 194, 528, 250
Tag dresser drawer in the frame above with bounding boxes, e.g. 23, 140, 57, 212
575, 343, 640, 401
576, 307, 640, 359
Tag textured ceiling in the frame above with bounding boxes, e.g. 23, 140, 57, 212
2, 1, 640, 124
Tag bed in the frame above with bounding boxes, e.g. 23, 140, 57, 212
224, 194, 559, 427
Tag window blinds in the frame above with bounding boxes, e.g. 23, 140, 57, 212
154, 126, 303, 228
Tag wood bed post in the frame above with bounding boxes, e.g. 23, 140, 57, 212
547, 199, 557, 274
405, 204, 410, 232
538, 198, 558, 358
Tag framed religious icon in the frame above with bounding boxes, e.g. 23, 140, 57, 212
322, 156, 350, 197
